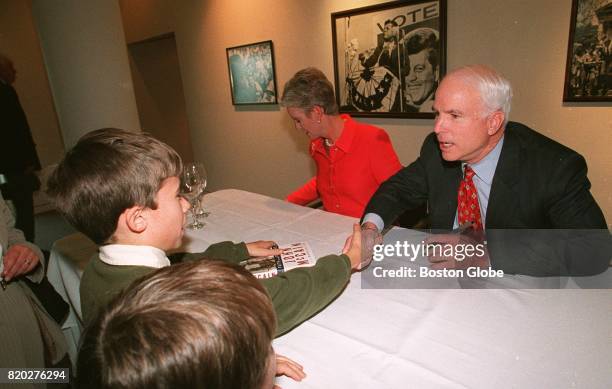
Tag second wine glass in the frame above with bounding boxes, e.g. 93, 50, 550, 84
195, 166, 210, 218
181, 162, 206, 229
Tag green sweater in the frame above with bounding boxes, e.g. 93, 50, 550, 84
80, 241, 351, 335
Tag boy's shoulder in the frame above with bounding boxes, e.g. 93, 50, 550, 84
80, 255, 155, 323
81, 254, 155, 288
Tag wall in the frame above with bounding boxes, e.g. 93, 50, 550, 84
134, 0, 612, 224
119, 0, 175, 44
120, 0, 193, 161
31, 0, 141, 149
172, 0, 429, 197
447, 0, 612, 226
0, 0, 64, 168
128, 35, 194, 162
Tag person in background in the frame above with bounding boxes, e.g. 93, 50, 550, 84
282, 67, 402, 218
402, 28, 440, 113
0, 53, 42, 242
359, 19, 403, 80
0, 191, 67, 378
77, 260, 305, 389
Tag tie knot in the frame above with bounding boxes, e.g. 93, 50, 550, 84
464, 165, 475, 179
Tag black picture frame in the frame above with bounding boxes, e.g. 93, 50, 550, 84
563, 0, 611, 102
226, 40, 279, 105
331, 0, 447, 118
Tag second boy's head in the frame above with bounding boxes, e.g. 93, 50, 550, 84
47, 128, 190, 250
77, 260, 278, 389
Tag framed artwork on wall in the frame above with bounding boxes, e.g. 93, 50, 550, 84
563, 0, 611, 101
331, 0, 447, 118
226, 40, 278, 105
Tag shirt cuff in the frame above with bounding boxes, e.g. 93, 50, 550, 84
362, 213, 385, 231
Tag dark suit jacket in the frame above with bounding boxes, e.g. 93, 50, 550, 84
364, 121, 610, 276
0, 81, 41, 176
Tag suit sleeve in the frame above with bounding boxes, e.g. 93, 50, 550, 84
488, 153, 610, 277
261, 254, 351, 336
363, 135, 432, 226
546, 153, 607, 229
545, 153, 610, 276
360, 45, 384, 69
286, 177, 318, 205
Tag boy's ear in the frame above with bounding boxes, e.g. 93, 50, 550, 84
123, 205, 148, 233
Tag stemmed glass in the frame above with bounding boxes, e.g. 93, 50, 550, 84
195, 170, 210, 219
195, 191, 211, 218
181, 162, 206, 229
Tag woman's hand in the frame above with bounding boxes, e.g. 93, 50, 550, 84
2, 244, 40, 281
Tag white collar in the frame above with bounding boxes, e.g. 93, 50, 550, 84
99, 244, 170, 268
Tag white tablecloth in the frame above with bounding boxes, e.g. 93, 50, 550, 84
47, 232, 97, 368
49, 189, 612, 387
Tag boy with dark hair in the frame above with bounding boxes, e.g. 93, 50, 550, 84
47, 128, 364, 334
77, 260, 305, 389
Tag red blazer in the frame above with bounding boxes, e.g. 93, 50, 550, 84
287, 115, 402, 218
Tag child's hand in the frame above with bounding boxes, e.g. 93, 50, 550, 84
342, 224, 363, 271
274, 354, 306, 387
246, 240, 283, 257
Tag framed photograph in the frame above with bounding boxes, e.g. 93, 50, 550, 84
331, 0, 447, 118
563, 0, 611, 101
226, 40, 278, 105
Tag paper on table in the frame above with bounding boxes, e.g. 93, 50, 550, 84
240, 242, 316, 279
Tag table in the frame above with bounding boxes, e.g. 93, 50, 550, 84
48, 189, 612, 387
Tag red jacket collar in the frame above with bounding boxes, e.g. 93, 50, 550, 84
311, 114, 355, 155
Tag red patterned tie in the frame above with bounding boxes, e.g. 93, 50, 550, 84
457, 165, 483, 230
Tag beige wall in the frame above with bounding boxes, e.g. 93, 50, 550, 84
0, 0, 64, 167
119, 0, 175, 44
31, 0, 141, 148
448, 0, 612, 227
171, 0, 431, 200
128, 36, 194, 162
166, 0, 611, 224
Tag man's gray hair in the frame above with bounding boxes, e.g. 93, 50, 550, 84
451, 65, 513, 127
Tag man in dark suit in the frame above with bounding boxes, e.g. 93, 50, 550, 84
0, 54, 41, 242
363, 64, 610, 276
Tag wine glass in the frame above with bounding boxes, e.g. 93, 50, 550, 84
181, 162, 206, 229
195, 168, 210, 218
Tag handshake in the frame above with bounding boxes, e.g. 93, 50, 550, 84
345, 222, 490, 271
341, 222, 383, 272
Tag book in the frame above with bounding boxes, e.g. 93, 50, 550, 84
240, 242, 316, 279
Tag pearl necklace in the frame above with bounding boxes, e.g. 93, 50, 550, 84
324, 138, 335, 147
